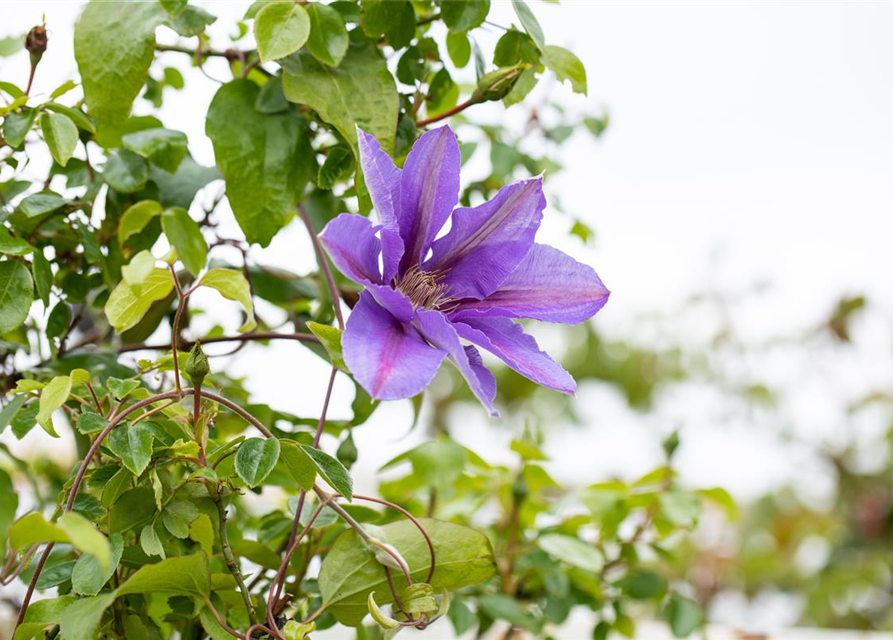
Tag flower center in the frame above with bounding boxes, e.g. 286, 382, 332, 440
396, 265, 454, 310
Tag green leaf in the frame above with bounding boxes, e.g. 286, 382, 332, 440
511, 0, 545, 50
206, 79, 311, 246
9, 512, 69, 551
117, 552, 210, 597
0, 468, 17, 553
235, 437, 281, 487
122, 128, 189, 173
106, 377, 141, 400
199, 268, 256, 332
10, 403, 39, 439
477, 593, 538, 631
543, 45, 587, 94
665, 596, 702, 638
71, 533, 123, 596
149, 156, 221, 210
109, 486, 157, 533
0, 260, 33, 334
140, 523, 165, 558
14, 596, 77, 640
189, 513, 215, 555
162, 500, 200, 538
360, 0, 415, 48
318, 518, 496, 625
2, 107, 37, 148
0, 34, 24, 57
16, 192, 67, 217
0, 395, 25, 435
0, 226, 35, 256
104, 149, 149, 193
121, 250, 156, 286
74, 0, 166, 140
37, 375, 71, 437
503, 68, 538, 107
108, 423, 155, 476
306, 322, 347, 371
441, 0, 490, 32
105, 267, 174, 332
118, 200, 162, 246
31, 250, 52, 306
59, 593, 117, 640
58, 512, 111, 572
162, 207, 206, 275
282, 43, 398, 157
494, 29, 540, 66
317, 146, 355, 189
426, 68, 459, 119
301, 444, 352, 500
280, 440, 317, 491
446, 31, 471, 68
536, 534, 603, 572
255, 0, 310, 62
621, 569, 666, 600
101, 468, 134, 508
43, 102, 96, 134
39, 112, 79, 167
306, 3, 349, 67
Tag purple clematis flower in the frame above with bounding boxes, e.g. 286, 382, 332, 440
318, 125, 609, 416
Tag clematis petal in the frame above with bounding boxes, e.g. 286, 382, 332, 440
343, 292, 446, 400
398, 126, 460, 272
454, 317, 576, 395
357, 128, 404, 282
414, 309, 498, 416
365, 284, 414, 323
450, 244, 610, 324
318, 213, 382, 286
427, 176, 545, 299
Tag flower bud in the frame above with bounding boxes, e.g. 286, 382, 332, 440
475, 63, 529, 102
283, 620, 316, 640
185, 341, 210, 387
26, 26, 47, 68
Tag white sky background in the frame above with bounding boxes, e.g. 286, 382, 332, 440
3, 1, 893, 511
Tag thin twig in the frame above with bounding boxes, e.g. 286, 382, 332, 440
118, 331, 319, 353
299, 205, 344, 330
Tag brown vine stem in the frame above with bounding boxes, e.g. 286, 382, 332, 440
299, 205, 344, 330
416, 95, 482, 127
118, 331, 319, 353
13, 387, 275, 635
169, 263, 186, 392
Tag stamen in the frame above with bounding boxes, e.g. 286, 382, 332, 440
396, 265, 462, 311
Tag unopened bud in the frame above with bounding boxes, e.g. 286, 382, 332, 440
26, 26, 47, 67
475, 63, 528, 102
185, 341, 210, 387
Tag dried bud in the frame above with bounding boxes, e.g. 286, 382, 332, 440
185, 341, 210, 387
475, 63, 528, 102
26, 26, 47, 67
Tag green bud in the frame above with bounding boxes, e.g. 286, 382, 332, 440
185, 341, 210, 387
475, 63, 529, 102
283, 620, 316, 640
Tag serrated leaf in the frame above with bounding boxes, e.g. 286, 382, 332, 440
199, 268, 256, 332
255, 0, 310, 62
162, 500, 199, 538
108, 423, 155, 476
235, 437, 281, 487
40, 112, 79, 167
281, 43, 398, 158
301, 444, 352, 500
306, 3, 349, 67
